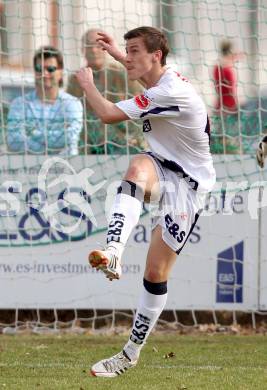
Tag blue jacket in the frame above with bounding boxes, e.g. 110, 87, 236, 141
7, 90, 83, 155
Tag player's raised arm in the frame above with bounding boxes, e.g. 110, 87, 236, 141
97, 31, 146, 87
96, 31, 127, 66
256, 135, 267, 168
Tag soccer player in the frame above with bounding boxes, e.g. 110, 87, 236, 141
256, 135, 267, 168
76, 26, 216, 377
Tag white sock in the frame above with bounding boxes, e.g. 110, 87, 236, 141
124, 280, 168, 361
106, 182, 143, 257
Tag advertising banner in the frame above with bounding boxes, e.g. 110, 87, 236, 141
0, 155, 265, 310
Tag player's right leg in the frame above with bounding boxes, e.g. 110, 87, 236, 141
89, 248, 122, 280
88, 154, 160, 280
88, 178, 144, 280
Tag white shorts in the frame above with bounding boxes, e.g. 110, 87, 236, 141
144, 152, 206, 254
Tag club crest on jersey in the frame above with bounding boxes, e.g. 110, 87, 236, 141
143, 119, 152, 132
134, 94, 150, 109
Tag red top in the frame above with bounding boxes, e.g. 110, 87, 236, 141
213, 64, 238, 111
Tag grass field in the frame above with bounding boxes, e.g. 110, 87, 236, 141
0, 333, 267, 389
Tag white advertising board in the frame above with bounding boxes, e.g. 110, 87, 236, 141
0, 155, 265, 310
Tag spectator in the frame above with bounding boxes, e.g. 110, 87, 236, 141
67, 28, 144, 154
7, 46, 83, 155
211, 39, 242, 154
213, 39, 240, 113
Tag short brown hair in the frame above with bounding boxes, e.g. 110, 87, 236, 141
33, 46, 64, 68
33, 46, 64, 86
220, 40, 233, 56
124, 26, 169, 66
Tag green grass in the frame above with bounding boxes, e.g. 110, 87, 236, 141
0, 333, 267, 389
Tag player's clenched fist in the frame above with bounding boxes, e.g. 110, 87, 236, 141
256, 136, 267, 168
76, 67, 94, 89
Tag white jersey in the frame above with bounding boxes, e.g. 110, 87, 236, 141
116, 67, 216, 191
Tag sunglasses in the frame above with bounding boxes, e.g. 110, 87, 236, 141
34, 64, 58, 73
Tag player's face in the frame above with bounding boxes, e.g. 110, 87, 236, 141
34, 57, 63, 90
83, 31, 105, 70
125, 37, 159, 81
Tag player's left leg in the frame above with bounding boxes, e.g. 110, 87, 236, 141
122, 171, 205, 362
122, 225, 177, 362
90, 225, 177, 377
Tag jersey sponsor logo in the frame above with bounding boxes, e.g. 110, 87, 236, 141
134, 94, 150, 109
143, 119, 152, 132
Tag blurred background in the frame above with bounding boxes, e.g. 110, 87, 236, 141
1, 0, 266, 108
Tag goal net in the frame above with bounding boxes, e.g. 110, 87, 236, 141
0, 0, 267, 332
